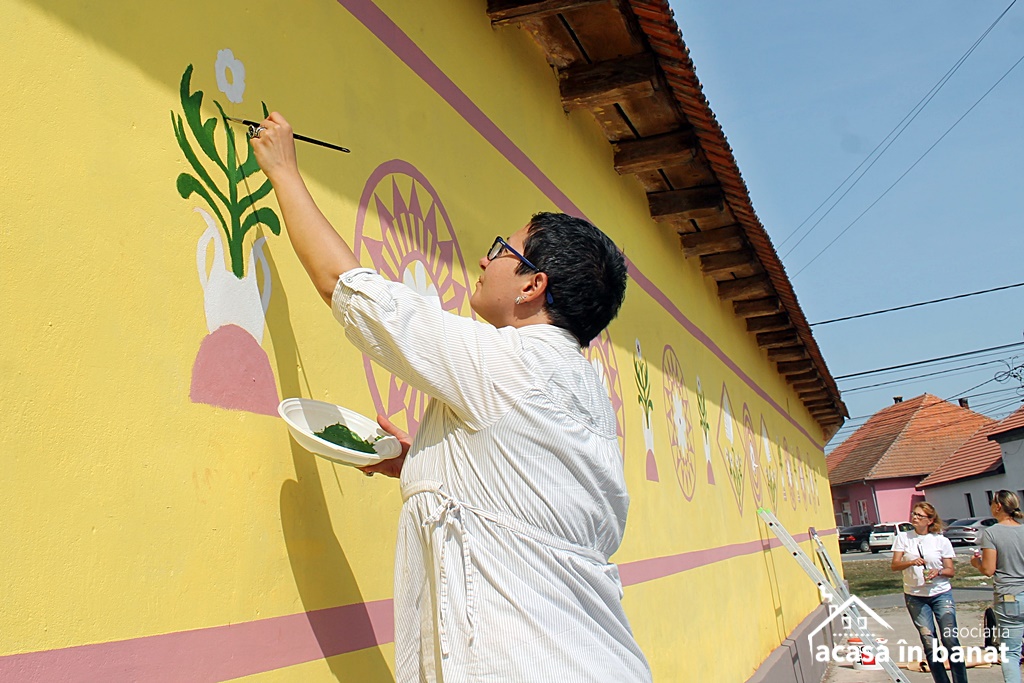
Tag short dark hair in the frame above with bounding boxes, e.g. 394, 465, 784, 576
518, 212, 628, 347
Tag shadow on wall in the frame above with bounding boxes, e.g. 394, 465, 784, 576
264, 245, 395, 681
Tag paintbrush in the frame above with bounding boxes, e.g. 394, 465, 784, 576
226, 117, 351, 153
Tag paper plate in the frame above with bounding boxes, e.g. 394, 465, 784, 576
278, 398, 402, 467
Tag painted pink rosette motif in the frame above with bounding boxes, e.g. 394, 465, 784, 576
662, 345, 695, 500
715, 383, 745, 514
583, 330, 626, 458
759, 416, 780, 511
742, 403, 762, 507
353, 160, 474, 435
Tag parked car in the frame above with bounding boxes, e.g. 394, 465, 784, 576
869, 522, 914, 553
943, 517, 997, 546
838, 525, 874, 553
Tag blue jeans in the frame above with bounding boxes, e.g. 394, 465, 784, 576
994, 593, 1024, 683
904, 591, 969, 683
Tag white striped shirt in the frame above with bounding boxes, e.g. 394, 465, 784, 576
333, 268, 652, 682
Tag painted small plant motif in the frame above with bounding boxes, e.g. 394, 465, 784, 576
634, 339, 653, 429
760, 418, 779, 510
696, 376, 714, 484
634, 339, 658, 481
716, 384, 745, 512
171, 64, 280, 278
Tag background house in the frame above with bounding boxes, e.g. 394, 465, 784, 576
2, 1, 847, 681
919, 403, 1024, 518
827, 394, 991, 526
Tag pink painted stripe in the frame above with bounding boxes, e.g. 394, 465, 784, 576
336, 0, 823, 450
0, 600, 394, 683
619, 527, 837, 586
2, 529, 837, 677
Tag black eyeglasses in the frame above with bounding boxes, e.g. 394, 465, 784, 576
487, 236, 554, 304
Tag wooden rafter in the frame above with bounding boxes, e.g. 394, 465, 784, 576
734, 297, 781, 318
766, 346, 806, 362
745, 313, 789, 333
559, 54, 658, 110
487, 0, 608, 25
680, 225, 744, 257
717, 274, 772, 301
756, 330, 800, 348
649, 186, 725, 222
613, 129, 699, 175
777, 360, 814, 375
699, 250, 757, 277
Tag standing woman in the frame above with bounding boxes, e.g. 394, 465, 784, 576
251, 113, 651, 682
972, 490, 1024, 683
891, 502, 969, 683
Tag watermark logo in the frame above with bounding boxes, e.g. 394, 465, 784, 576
808, 592, 1010, 666
807, 594, 893, 653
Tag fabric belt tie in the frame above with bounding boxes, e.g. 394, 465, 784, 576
402, 479, 611, 657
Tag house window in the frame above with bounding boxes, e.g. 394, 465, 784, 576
858, 499, 868, 524
841, 502, 852, 527
986, 491, 994, 505
966, 492, 975, 517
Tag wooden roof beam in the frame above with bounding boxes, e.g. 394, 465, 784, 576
734, 297, 781, 318
649, 186, 725, 223
746, 313, 789, 333
559, 54, 657, 110
699, 250, 757, 277
679, 225, 744, 257
785, 370, 819, 384
767, 346, 807, 362
756, 330, 800, 348
804, 399, 834, 408
792, 380, 825, 393
487, 0, 608, 25
613, 130, 699, 175
717, 275, 772, 301
777, 360, 814, 375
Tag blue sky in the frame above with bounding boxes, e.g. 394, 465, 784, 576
670, 1, 1024, 447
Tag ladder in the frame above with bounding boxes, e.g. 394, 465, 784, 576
757, 507, 909, 683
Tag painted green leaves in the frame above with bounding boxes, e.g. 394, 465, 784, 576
634, 339, 653, 429
171, 64, 279, 278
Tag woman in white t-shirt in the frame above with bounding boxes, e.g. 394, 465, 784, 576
891, 502, 969, 683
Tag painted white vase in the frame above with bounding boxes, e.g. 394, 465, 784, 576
195, 208, 271, 344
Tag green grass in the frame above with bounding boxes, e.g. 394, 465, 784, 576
840, 556, 991, 597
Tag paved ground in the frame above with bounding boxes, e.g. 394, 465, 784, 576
823, 599, 1006, 683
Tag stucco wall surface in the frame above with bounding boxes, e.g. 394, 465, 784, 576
0, 1, 839, 680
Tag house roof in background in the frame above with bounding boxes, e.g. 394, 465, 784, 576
988, 402, 1024, 439
826, 394, 993, 486
918, 403, 1024, 488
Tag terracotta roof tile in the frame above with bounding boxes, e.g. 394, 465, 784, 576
826, 394, 992, 486
918, 404, 1024, 487
988, 403, 1024, 438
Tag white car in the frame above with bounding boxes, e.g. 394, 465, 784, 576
868, 522, 914, 553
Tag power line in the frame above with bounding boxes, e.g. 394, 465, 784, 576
775, 0, 1018, 252
834, 342, 1024, 380
810, 280, 1024, 326
841, 360, 1008, 394
791, 49, 1024, 278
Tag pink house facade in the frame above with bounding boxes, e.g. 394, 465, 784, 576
827, 395, 990, 528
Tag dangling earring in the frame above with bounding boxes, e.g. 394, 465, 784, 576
515, 296, 524, 305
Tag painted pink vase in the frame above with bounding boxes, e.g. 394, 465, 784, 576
189, 208, 278, 415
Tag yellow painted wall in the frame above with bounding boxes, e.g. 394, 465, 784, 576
0, 0, 839, 680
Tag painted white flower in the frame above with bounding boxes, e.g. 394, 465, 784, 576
215, 49, 246, 103
672, 396, 685, 435
762, 432, 772, 463
402, 261, 441, 307
723, 395, 734, 442
634, 338, 642, 358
